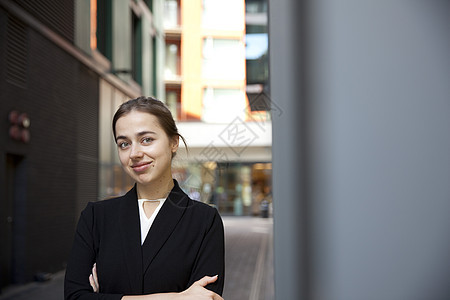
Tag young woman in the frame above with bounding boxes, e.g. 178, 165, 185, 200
64, 97, 225, 300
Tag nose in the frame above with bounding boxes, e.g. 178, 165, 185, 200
130, 144, 143, 159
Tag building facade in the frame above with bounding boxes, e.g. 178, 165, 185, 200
0, 0, 271, 290
0, 0, 164, 289
163, 0, 272, 216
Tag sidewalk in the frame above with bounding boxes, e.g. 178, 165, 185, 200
222, 216, 274, 300
0, 271, 64, 300
0, 216, 274, 300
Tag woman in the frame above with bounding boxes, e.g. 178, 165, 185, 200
64, 97, 225, 300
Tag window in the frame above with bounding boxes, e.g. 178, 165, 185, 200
96, 0, 112, 60
202, 38, 245, 80
245, 32, 268, 85
245, 0, 267, 14
165, 88, 181, 120
165, 40, 181, 79
202, 0, 244, 30
163, 0, 180, 28
132, 11, 143, 85
202, 88, 246, 123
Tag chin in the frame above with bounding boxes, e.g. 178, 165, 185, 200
135, 174, 157, 185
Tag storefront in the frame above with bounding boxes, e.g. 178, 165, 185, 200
173, 161, 272, 216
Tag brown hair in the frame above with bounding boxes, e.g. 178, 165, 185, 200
112, 96, 187, 157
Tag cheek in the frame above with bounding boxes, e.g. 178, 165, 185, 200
153, 143, 173, 158
118, 151, 129, 165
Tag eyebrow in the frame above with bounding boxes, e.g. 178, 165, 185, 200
115, 131, 157, 142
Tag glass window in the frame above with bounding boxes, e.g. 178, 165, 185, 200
132, 11, 142, 85
245, 23, 269, 110
202, 38, 245, 80
163, 0, 180, 28
245, 32, 268, 85
145, 0, 153, 10
165, 89, 181, 120
245, 0, 268, 14
202, 88, 246, 123
202, 0, 244, 31
96, 0, 112, 60
165, 41, 180, 79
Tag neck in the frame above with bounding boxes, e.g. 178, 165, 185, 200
137, 178, 174, 200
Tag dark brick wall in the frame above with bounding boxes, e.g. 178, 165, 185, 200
14, 0, 74, 43
0, 7, 98, 285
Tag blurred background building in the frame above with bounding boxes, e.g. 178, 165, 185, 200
163, 0, 271, 216
0, 0, 271, 290
0, 0, 153, 289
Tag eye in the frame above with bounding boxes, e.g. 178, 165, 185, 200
142, 137, 154, 144
118, 141, 130, 149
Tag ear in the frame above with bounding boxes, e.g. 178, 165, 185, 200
170, 136, 179, 153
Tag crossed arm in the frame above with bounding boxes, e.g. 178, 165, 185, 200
89, 264, 223, 300
65, 202, 225, 300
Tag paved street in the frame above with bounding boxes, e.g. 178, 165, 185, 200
0, 271, 64, 300
222, 217, 274, 300
0, 216, 274, 300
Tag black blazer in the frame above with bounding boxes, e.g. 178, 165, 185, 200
64, 180, 225, 300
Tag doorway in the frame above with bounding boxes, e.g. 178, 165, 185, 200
1, 154, 27, 288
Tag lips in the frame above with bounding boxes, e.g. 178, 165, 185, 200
131, 162, 152, 172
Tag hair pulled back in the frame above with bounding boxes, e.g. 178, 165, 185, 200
112, 96, 187, 157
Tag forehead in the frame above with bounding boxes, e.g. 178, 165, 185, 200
115, 111, 163, 135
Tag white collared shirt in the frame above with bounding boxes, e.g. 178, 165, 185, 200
137, 198, 166, 245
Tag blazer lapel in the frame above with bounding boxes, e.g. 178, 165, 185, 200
141, 180, 189, 275
119, 186, 144, 293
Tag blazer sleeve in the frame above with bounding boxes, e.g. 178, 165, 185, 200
187, 208, 225, 295
64, 203, 124, 300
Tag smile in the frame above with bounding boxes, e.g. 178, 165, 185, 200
131, 162, 152, 172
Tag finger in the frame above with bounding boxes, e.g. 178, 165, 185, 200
89, 274, 94, 288
196, 275, 219, 287
92, 264, 99, 288
89, 274, 98, 292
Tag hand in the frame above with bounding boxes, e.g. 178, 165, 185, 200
89, 263, 99, 293
179, 276, 223, 300
92, 270, 223, 300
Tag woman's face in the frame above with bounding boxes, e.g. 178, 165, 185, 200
114, 110, 178, 187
